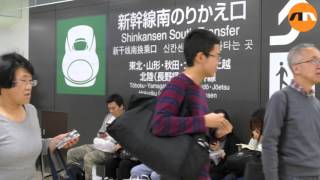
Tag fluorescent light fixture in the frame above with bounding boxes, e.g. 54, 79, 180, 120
28, 0, 74, 8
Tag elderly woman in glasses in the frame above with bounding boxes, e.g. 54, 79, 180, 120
0, 52, 79, 180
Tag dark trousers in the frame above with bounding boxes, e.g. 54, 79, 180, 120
105, 157, 140, 179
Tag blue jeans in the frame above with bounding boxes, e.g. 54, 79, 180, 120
130, 164, 160, 180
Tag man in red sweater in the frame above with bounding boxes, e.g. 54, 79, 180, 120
151, 29, 233, 180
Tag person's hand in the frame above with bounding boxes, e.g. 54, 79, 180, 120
204, 113, 233, 138
48, 133, 80, 152
215, 120, 233, 138
113, 144, 122, 152
204, 113, 226, 128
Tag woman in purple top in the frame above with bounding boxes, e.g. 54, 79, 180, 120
151, 29, 233, 180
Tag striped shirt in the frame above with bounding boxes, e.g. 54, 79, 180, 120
151, 73, 210, 180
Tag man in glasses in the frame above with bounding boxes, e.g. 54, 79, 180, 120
151, 29, 233, 179
262, 43, 320, 180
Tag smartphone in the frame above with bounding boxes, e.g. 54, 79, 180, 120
56, 129, 80, 149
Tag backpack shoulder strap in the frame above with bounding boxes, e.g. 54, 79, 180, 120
282, 90, 289, 121
282, 89, 289, 122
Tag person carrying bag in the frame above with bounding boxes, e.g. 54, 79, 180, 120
108, 29, 232, 180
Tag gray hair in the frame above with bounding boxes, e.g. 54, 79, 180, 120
287, 43, 316, 71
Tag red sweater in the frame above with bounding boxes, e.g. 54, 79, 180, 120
151, 73, 210, 180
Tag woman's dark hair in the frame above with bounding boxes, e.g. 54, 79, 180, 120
106, 93, 124, 107
249, 108, 265, 132
184, 29, 220, 67
0, 52, 34, 89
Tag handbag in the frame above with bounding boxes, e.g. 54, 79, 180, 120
107, 94, 209, 180
47, 149, 85, 180
225, 149, 261, 176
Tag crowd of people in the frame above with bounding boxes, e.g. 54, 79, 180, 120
1, 28, 320, 180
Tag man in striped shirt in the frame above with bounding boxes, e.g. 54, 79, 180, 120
151, 29, 233, 180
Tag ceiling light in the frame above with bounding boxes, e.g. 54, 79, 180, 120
28, 0, 74, 8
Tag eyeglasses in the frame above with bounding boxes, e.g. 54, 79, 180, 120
294, 58, 320, 65
13, 79, 38, 87
207, 53, 221, 60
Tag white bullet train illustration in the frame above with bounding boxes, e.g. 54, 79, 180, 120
62, 25, 99, 87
